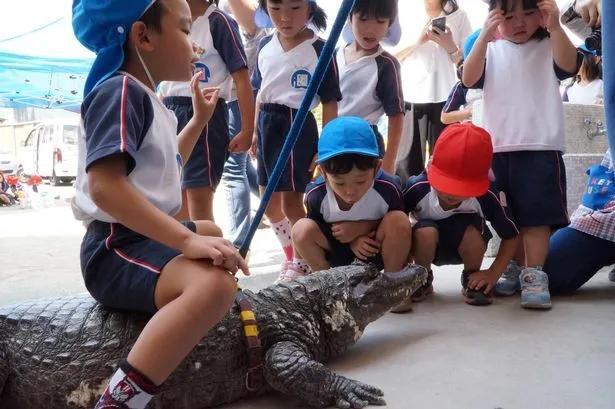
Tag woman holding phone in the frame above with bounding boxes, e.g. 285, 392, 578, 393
395, 0, 472, 176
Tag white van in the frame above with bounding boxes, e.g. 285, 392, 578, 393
17, 120, 79, 185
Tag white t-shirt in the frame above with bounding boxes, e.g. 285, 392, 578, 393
480, 39, 569, 153
566, 79, 604, 105
396, 7, 472, 104
73, 73, 182, 225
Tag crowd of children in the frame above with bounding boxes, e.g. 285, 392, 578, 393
69, 0, 600, 407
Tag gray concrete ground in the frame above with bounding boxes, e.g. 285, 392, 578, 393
1, 185, 614, 409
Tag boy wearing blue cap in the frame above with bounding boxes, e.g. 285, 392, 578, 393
291, 116, 412, 278
72, 1, 249, 408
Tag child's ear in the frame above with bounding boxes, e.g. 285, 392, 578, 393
130, 21, 155, 53
375, 159, 383, 175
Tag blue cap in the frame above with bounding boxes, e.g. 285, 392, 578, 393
341, 15, 402, 46
72, 0, 156, 96
463, 29, 481, 59
255, 0, 317, 28
317, 117, 380, 163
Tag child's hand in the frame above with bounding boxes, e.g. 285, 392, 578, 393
332, 222, 365, 244
249, 132, 258, 159
190, 72, 220, 125
479, 9, 505, 44
467, 269, 497, 294
350, 232, 381, 261
381, 156, 396, 175
538, 0, 562, 32
229, 130, 253, 153
181, 234, 250, 276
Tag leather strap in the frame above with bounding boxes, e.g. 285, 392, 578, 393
235, 288, 264, 391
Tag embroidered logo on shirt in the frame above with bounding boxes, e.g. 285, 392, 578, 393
195, 63, 212, 83
291, 69, 311, 89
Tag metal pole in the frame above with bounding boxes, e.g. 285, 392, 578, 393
604, 0, 613, 153
239, 0, 357, 257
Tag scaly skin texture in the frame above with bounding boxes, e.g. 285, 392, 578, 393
0, 263, 427, 409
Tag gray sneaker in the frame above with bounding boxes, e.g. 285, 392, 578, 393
494, 261, 522, 296
609, 267, 615, 283
520, 267, 552, 310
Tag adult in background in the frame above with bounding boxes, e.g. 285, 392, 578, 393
395, 0, 472, 177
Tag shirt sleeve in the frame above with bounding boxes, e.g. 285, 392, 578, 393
81, 75, 153, 174
251, 35, 272, 92
402, 172, 430, 213
374, 172, 405, 212
304, 182, 327, 224
210, 10, 248, 73
375, 53, 405, 116
477, 188, 520, 240
442, 81, 468, 113
312, 39, 343, 103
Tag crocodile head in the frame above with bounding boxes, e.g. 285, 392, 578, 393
316, 263, 428, 346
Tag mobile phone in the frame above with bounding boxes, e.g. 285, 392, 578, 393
431, 16, 446, 33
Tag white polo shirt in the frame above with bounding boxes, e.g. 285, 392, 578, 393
159, 5, 248, 101
252, 31, 341, 110
336, 46, 404, 124
73, 73, 182, 225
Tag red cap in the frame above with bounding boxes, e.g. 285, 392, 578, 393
427, 123, 493, 197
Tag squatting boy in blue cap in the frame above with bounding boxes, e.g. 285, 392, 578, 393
72, 1, 249, 407
290, 116, 413, 282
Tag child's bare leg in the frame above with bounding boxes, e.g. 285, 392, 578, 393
457, 225, 486, 273
521, 226, 551, 267
412, 227, 438, 270
292, 218, 331, 271
513, 238, 525, 266
281, 191, 306, 224
186, 187, 215, 221
175, 190, 191, 221
376, 211, 411, 272
126, 258, 237, 385
260, 188, 284, 223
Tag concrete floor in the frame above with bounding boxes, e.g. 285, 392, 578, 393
1, 191, 614, 409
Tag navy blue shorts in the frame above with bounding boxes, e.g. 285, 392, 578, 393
413, 214, 492, 266
491, 151, 568, 228
317, 222, 384, 270
164, 97, 229, 190
256, 103, 318, 192
80, 220, 197, 313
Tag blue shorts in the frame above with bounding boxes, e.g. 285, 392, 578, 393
413, 214, 492, 266
80, 220, 197, 313
491, 150, 568, 228
256, 103, 318, 192
164, 97, 229, 190
317, 222, 384, 270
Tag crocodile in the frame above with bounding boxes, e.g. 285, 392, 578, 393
0, 263, 427, 409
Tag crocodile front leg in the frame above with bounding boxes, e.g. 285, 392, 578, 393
264, 341, 386, 409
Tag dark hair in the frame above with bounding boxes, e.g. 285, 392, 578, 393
441, 0, 459, 15
258, 0, 328, 31
321, 154, 380, 175
579, 53, 601, 82
351, 0, 398, 24
488, 0, 549, 40
140, 1, 166, 32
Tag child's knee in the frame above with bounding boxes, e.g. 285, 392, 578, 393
194, 220, 223, 237
458, 225, 485, 256
291, 218, 320, 244
378, 211, 411, 240
191, 266, 237, 306
413, 226, 438, 244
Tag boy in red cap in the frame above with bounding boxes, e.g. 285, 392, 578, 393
396, 123, 519, 310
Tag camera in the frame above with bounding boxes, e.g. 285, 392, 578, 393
585, 27, 602, 56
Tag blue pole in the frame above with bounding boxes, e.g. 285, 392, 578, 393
604, 0, 614, 154
239, 0, 357, 257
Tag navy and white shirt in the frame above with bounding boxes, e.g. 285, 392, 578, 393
335, 46, 404, 124
403, 172, 519, 239
305, 171, 404, 225
252, 32, 342, 110
73, 73, 182, 225
159, 5, 248, 101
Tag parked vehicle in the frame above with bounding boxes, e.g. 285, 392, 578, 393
17, 120, 78, 185
0, 149, 19, 176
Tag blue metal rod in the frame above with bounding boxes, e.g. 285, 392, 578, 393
239, 0, 357, 257
604, 0, 614, 155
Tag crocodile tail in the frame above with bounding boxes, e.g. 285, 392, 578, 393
0, 343, 7, 401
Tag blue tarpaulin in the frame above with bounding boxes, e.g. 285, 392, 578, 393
0, 9, 94, 112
